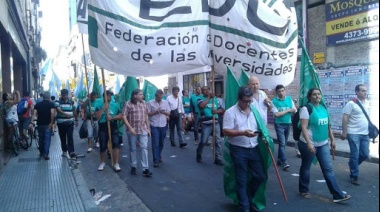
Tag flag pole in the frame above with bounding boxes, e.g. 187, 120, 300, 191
100, 67, 114, 166
81, 34, 94, 126
263, 138, 288, 202
211, 66, 216, 161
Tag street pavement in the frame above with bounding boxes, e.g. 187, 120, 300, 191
74, 121, 379, 212
0, 120, 378, 212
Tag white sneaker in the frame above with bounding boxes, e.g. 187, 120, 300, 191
114, 163, 121, 172
98, 162, 106, 171
61, 152, 69, 158
87, 148, 92, 153
95, 142, 100, 148
120, 143, 124, 147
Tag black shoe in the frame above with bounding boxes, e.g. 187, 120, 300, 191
350, 177, 360, 185
196, 154, 202, 163
44, 155, 50, 160
171, 142, 176, 147
214, 159, 224, 166
69, 152, 77, 159
153, 163, 159, 168
143, 169, 153, 177
130, 167, 137, 175
180, 143, 187, 148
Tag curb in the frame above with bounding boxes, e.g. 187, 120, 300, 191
70, 162, 99, 212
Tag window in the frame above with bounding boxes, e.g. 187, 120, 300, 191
183, 73, 204, 95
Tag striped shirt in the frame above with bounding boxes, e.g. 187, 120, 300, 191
56, 100, 75, 124
122, 100, 148, 134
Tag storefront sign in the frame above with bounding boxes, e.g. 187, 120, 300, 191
326, 0, 379, 45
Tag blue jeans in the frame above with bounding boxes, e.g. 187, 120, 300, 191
196, 122, 222, 160
169, 116, 184, 144
98, 123, 120, 152
274, 123, 290, 164
151, 126, 167, 163
38, 125, 52, 156
229, 145, 266, 211
347, 134, 369, 179
298, 141, 345, 199
193, 113, 199, 141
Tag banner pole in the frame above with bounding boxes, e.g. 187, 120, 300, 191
100, 67, 114, 166
81, 34, 93, 125
211, 66, 216, 161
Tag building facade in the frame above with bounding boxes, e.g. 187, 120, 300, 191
0, 0, 42, 170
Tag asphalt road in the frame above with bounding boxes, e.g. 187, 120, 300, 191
72, 123, 379, 212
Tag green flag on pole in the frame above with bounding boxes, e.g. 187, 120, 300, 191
298, 37, 327, 108
118, 76, 139, 109
223, 66, 274, 211
92, 66, 102, 97
238, 69, 250, 87
142, 79, 158, 102
225, 66, 240, 110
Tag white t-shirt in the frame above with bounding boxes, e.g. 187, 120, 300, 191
343, 100, 369, 135
251, 90, 268, 124
223, 104, 258, 148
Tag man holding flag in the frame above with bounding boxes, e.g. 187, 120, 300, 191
223, 86, 271, 212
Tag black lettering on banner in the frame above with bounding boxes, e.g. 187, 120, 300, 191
208, 0, 235, 16
77, 0, 87, 19
131, 49, 152, 62
247, 0, 292, 36
139, 0, 192, 21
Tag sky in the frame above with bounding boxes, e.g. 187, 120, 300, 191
39, 0, 69, 58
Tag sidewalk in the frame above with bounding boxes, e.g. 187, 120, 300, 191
266, 124, 379, 163
0, 133, 97, 212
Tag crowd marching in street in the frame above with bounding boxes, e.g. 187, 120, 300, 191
2, 79, 377, 212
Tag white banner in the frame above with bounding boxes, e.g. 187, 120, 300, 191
77, 0, 88, 34
88, 0, 298, 89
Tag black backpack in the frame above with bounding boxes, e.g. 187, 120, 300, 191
292, 104, 313, 141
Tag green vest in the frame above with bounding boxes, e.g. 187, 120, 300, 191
309, 104, 329, 142
97, 101, 121, 123
200, 96, 219, 119
183, 96, 191, 113
191, 94, 203, 115
272, 96, 293, 124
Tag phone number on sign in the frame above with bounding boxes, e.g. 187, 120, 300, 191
344, 26, 379, 39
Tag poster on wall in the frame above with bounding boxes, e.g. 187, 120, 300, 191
317, 65, 379, 132
325, 0, 379, 45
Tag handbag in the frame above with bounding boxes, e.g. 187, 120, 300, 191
169, 98, 180, 119
353, 98, 379, 142
79, 120, 88, 139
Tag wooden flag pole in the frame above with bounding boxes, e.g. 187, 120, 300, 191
263, 138, 288, 202
81, 34, 93, 125
100, 67, 114, 166
211, 66, 216, 161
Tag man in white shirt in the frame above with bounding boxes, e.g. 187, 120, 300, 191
248, 77, 272, 124
341, 84, 371, 186
223, 86, 266, 212
166, 86, 187, 148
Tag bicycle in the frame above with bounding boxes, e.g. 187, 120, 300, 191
28, 120, 39, 148
9, 122, 20, 156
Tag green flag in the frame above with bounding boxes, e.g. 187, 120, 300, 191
225, 66, 240, 110
298, 37, 326, 108
77, 88, 87, 100
238, 69, 250, 86
118, 76, 139, 109
142, 80, 158, 102
92, 66, 102, 97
